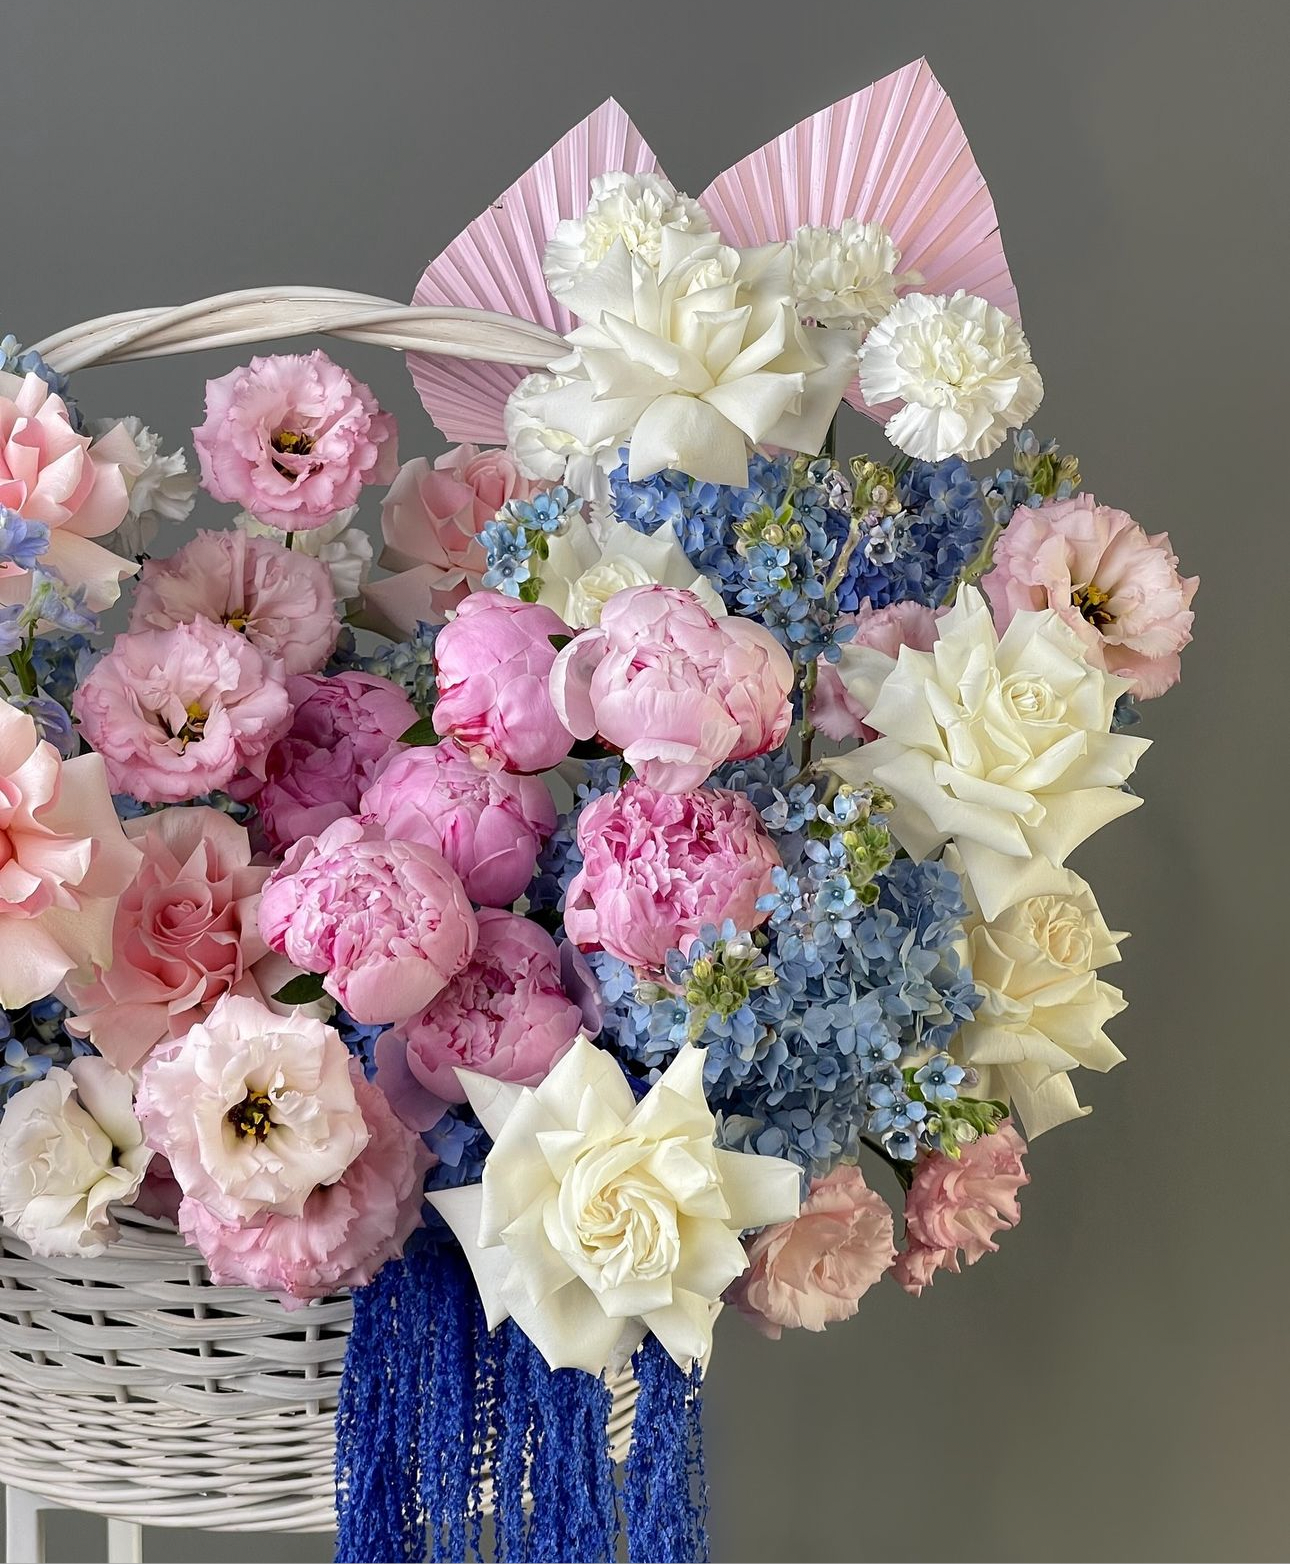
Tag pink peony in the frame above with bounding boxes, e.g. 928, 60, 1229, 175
811, 601, 941, 743
130, 529, 340, 676
193, 351, 397, 531
360, 739, 555, 907
432, 592, 575, 774
728, 1165, 896, 1339
258, 816, 477, 1024
363, 445, 537, 636
984, 494, 1198, 699
63, 806, 279, 1072
551, 585, 793, 793
230, 672, 416, 855
73, 620, 291, 803
563, 780, 781, 971
0, 372, 138, 611
178, 1068, 433, 1306
893, 1121, 1030, 1296
0, 697, 140, 1007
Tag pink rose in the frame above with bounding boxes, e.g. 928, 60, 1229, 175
0, 371, 137, 611
984, 494, 1199, 699
230, 672, 416, 855
728, 1165, 896, 1339
178, 1068, 433, 1306
73, 620, 291, 804
812, 601, 942, 743
63, 806, 279, 1072
564, 780, 781, 971
893, 1121, 1030, 1296
258, 816, 477, 1024
432, 592, 574, 774
130, 529, 340, 676
363, 445, 537, 636
0, 697, 140, 1007
193, 351, 397, 531
551, 585, 793, 793
360, 739, 555, 907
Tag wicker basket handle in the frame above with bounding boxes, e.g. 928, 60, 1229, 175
29, 285, 567, 375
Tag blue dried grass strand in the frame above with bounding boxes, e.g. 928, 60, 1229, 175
623, 1338, 708, 1564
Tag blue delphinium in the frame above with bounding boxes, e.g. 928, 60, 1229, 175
29, 631, 98, 707
0, 510, 50, 572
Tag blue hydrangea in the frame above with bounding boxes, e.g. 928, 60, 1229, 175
334, 1011, 388, 1080
1, 336, 82, 429
29, 632, 98, 707
526, 757, 625, 921
332, 622, 440, 716
0, 999, 94, 1105
421, 1105, 493, 1245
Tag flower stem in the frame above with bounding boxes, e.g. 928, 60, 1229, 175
7, 645, 36, 697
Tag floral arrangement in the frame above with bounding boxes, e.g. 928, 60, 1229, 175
0, 60, 1196, 1564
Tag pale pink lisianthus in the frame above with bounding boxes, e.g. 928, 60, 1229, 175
0, 698, 140, 1007
258, 816, 477, 1025
727, 1165, 896, 1339
130, 529, 340, 676
72, 620, 291, 804
551, 585, 793, 793
360, 739, 555, 908
811, 601, 941, 743
893, 1121, 1030, 1296
564, 780, 781, 971
193, 351, 397, 531
178, 1067, 433, 1306
230, 672, 416, 855
984, 494, 1198, 699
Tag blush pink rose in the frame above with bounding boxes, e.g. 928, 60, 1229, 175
73, 620, 291, 804
811, 601, 942, 743
551, 586, 793, 793
193, 351, 397, 531
230, 672, 417, 855
130, 529, 340, 676
178, 1068, 433, 1306
360, 739, 555, 907
432, 593, 575, 774
258, 816, 477, 1024
363, 446, 537, 636
563, 780, 781, 971
984, 494, 1199, 699
728, 1165, 896, 1339
893, 1121, 1030, 1296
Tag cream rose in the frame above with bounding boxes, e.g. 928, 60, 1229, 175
537, 516, 726, 628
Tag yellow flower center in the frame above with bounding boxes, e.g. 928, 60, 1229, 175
270, 427, 315, 481
227, 1089, 275, 1142
1072, 581, 1115, 629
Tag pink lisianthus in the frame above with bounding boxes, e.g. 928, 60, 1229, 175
72, 620, 291, 804
363, 446, 537, 636
178, 1067, 433, 1306
0, 697, 140, 1007
811, 601, 942, 743
193, 351, 397, 531
893, 1121, 1030, 1296
432, 593, 575, 774
130, 529, 340, 676
984, 494, 1198, 698
551, 585, 793, 793
360, 739, 555, 908
63, 806, 279, 1072
258, 816, 477, 1024
563, 780, 781, 971
728, 1165, 896, 1339
230, 672, 417, 855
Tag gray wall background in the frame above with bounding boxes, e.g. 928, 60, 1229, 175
2, 1, 1286, 1560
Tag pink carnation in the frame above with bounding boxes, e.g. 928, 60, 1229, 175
728, 1165, 895, 1339
811, 601, 941, 743
130, 529, 340, 676
432, 593, 574, 774
178, 1068, 433, 1306
193, 351, 397, 531
551, 586, 793, 793
564, 780, 781, 971
984, 493, 1198, 698
230, 672, 416, 855
72, 620, 291, 803
360, 739, 555, 907
258, 816, 477, 1024
893, 1121, 1030, 1296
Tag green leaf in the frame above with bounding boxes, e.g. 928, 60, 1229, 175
548, 633, 573, 652
398, 717, 439, 746
272, 972, 328, 1006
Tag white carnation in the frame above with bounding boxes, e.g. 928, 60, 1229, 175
543, 171, 713, 298
790, 219, 917, 332
236, 507, 373, 603
91, 415, 197, 559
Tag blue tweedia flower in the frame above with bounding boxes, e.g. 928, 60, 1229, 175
986, 428, 1081, 524
479, 519, 532, 594
0, 509, 50, 571
1, 335, 82, 429
0, 999, 95, 1105
506, 486, 580, 535
914, 1051, 965, 1103
334, 622, 440, 716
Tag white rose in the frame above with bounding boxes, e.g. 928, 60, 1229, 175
430, 1038, 801, 1374
790, 219, 918, 332
236, 507, 373, 602
538, 516, 727, 628
543, 171, 714, 298
91, 415, 197, 559
504, 370, 615, 501
0, 1057, 151, 1257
